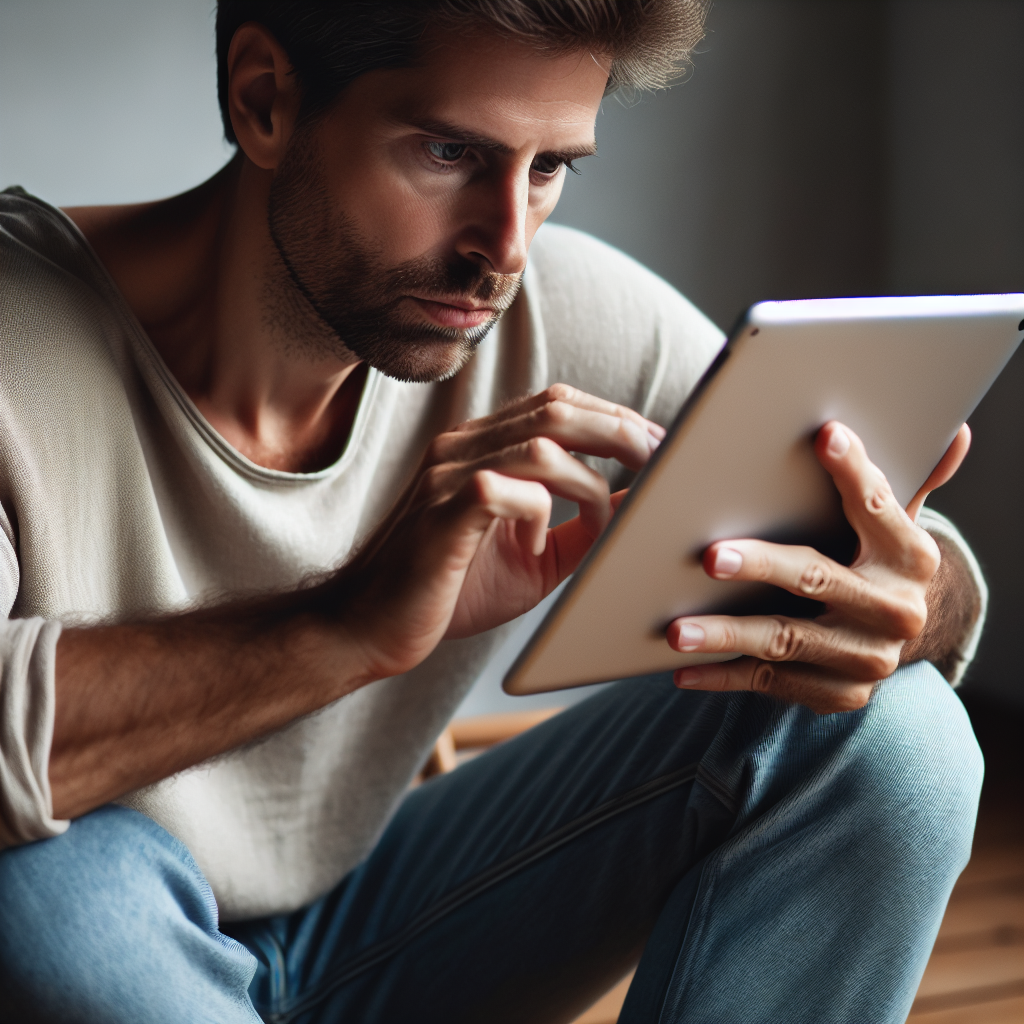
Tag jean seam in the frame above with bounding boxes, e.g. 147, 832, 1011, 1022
248, 930, 289, 1012
694, 766, 738, 815
267, 762, 703, 1023
655, 856, 719, 1024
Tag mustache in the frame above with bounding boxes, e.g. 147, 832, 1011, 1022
386, 256, 522, 312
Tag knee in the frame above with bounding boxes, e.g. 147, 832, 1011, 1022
0, 804, 254, 1022
834, 661, 982, 873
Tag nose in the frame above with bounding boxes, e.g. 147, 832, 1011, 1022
454, 166, 530, 277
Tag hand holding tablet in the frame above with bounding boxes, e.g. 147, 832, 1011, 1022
666, 418, 967, 713
503, 293, 1024, 708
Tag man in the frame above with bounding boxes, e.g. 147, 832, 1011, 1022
0, 2, 984, 1021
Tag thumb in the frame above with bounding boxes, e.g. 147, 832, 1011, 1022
906, 424, 971, 521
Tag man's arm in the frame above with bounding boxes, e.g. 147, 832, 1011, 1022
898, 531, 982, 682
48, 385, 663, 820
50, 589, 364, 820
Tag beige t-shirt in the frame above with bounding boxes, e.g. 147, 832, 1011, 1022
0, 189, 984, 920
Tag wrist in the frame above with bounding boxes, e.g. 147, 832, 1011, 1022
899, 532, 982, 681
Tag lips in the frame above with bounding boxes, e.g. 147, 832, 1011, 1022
407, 297, 496, 329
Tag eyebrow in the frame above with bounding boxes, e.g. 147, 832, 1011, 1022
408, 117, 597, 164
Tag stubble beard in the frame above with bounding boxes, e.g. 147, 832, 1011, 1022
264, 130, 522, 384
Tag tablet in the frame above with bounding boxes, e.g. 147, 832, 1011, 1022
503, 293, 1024, 696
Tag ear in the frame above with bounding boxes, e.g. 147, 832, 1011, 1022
226, 22, 302, 171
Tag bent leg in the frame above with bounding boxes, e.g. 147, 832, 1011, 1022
623, 661, 983, 1024
226, 662, 979, 1024
226, 676, 739, 1023
0, 804, 259, 1024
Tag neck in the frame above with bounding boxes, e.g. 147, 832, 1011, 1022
64, 154, 366, 473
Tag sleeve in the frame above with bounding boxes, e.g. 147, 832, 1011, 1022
0, 511, 68, 848
916, 507, 988, 687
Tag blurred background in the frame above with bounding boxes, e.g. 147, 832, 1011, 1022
1, 0, 1021, 716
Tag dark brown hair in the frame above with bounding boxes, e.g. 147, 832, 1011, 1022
216, 0, 710, 143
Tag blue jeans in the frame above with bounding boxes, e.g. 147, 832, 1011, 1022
0, 664, 981, 1023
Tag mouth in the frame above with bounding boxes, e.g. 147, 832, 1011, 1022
406, 296, 497, 330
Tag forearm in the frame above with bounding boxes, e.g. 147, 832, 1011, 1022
50, 583, 371, 820
899, 532, 982, 682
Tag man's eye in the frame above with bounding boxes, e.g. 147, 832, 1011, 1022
426, 141, 467, 163
532, 155, 580, 177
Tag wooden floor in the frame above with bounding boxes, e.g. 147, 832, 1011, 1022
571, 792, 1024, 1024
908, 789, 1024, 1023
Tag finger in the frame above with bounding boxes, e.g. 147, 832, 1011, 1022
463, 383, 665, 440
436, 386, 663, 471
450, 470, 553, 557
673, 657, 875, 715
438, 404, 656, 472
465, 437, 612, 537
546, 487, 634, 586
665, 613, 901, 680
814, 421, 938, 580
906, 424, 970, 522
699, 539, 927, 637
549, 515, 598, 582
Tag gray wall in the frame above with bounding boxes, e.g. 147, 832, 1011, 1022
2, 0, 1021, 706
0, 0, 229, 207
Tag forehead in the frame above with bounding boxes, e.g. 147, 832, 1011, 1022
360, 29, 609, 150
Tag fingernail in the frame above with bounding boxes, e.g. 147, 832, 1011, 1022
675, 668, 702, 687
647, 429, 662, 453
646, 421, 666, 440
712, 547, 743, 577
675, 621, 705, 651
827, 426, 850, 457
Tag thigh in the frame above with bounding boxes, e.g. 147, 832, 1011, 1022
227, 675, 739, 1024
0, 804, 260, 1024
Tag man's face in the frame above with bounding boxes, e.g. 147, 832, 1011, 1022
267, 30, 609, 382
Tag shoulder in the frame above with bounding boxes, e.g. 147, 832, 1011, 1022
0, 188, 132, 429
529, 222, 691, 316
0, 188, 121, 349
0, 188, 100, 285
526, 223, 724, 424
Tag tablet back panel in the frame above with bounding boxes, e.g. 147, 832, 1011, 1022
504, 294, 1024, 695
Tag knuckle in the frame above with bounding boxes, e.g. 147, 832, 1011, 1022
798, 560, 831, 596
526, 435, 559, 467
863, 483, 892, 516
719, 622, 739, 651
837, 684, 874, 713
537, 399, 572, 428
420, 463, 450, 495
766, 620, 802, 661
894, 595, 928, 640
467, 468, 496, 503
424, 433, 455, 466
907, 531, 941, 580
544, 383, 576, 404
751, 662, 778, 694
812, 685, 873, 716
859, 647, 900, 681
751, 549, 773, 582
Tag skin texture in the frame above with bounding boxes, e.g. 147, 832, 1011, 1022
50, 25, 977, 820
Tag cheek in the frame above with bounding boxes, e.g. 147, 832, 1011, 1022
317, 144, 457, 263
530, 174, 566, 229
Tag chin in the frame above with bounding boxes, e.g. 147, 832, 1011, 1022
366, 339, 479, 384
352, 317, 498, 384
